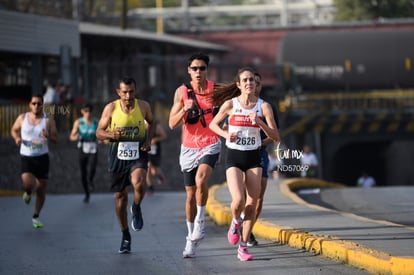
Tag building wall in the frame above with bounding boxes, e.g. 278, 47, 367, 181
0, 10, 79, 57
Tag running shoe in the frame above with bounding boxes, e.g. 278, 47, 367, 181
146, 185, 154, 196
88, 181, 95, 192
182, 237, 196, 258
157, 175, 165, 185
247, 232, 258, 247
227, 220, 241, 245
238, 245, 253, 261
118, 237, 131, 254
32, 218, 43, 229
83, 195, 90, 203
22, 192, 31, 205
191, 219, 205, 241
130, 204, 144, 231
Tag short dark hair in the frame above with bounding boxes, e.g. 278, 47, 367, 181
187, 52, 210, 67
120, 76, 136, 88
254, 72, 262, 80
82, 103, 93, 111
32, 94, 44, 103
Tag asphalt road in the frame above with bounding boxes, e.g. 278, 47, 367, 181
0, 191, 368, 275
297, 186, 414, 227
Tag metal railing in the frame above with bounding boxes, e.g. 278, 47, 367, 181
0, 103, 79, 139
281, 89, 414, 113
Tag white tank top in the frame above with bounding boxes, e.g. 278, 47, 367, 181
20, 112, 49, 156
226, 97, 263, 151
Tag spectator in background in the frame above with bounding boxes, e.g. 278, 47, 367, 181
58, 84, 73, 105
43, 81, 58, 105
300, 144, 318, 178
268, 147, 283, 179
357, 172, 376, 188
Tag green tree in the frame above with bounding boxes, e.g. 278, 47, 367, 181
334, 0, 414, 21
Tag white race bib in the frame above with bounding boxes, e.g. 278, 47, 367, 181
235, 130, 258, 147
82, 141, 97, 154
117, 142, 140, 160
149, 144, 157, 155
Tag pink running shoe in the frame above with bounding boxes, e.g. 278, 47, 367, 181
237, 245, 253, 261
157, 175, 165, 185
227, 220, 241, 245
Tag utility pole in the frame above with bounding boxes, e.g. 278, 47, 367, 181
121, 0, 127, 29
281, 0, 288, 26
156, 0, 163, 34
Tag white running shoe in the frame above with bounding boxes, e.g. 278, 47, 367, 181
191, 219, 205, 241
32, 218, 43, 229
182, 237, 196, 258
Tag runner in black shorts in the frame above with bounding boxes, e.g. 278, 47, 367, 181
110, 149, 148, 192
209, 67, 280, 261
183, 153, 220, 186
21, 154, 50, 180
11, 94, 58, 229
96, 77, 155, 254
225, 148, 261, 172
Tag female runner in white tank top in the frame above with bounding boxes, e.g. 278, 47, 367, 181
209, 67, 280, 261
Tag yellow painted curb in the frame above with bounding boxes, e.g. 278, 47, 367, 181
206, 179, 414, 275
0, 190, 22, 196
206, 183, 232, 226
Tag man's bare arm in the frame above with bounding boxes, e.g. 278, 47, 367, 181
168, 88, 186, 130
96, 103, 119, 141
46, 116, 58, 144
10, 114, 24, 146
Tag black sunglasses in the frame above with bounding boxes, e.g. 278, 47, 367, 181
31, 102, 42, 106
190, 66, 207, 72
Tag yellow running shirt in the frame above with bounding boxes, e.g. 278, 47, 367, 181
108, 99, 147, 173
110, 99, 146, 142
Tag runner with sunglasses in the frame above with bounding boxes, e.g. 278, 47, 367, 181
168, 52, 221, 258
11, 94, 58, 229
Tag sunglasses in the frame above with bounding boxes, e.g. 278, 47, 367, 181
31, 102, 42, 106
190, 66, 207, 72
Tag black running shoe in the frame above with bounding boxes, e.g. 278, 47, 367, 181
247, 232, 258, 247
130, 204, 143, 231
118, 237, 131, 254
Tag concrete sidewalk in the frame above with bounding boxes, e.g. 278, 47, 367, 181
206, 178, 414, 275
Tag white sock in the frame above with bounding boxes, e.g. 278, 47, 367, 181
186, 221, 193, 238
233, 218, 241, 224
195, 205, 205, 221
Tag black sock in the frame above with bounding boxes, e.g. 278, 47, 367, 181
133, 202, 140, 210
122, 228, 130, 240
33, 214, 39, 219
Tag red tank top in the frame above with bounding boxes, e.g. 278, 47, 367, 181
181, 80, 219, 148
